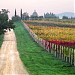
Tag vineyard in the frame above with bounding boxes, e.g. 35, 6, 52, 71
24, 20, 75, 48
23, 20, 75, 66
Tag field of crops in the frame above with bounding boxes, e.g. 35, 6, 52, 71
24, 19, 75, 28
24, 20, 75, 47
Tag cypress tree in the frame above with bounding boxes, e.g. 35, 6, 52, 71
21, 9, 22, 19
15, 9, 16, 17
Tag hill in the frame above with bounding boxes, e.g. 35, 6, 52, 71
56, 12, 75, 19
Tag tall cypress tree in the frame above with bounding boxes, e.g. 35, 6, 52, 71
15, 9, 16, 17
21, 9, 22, 19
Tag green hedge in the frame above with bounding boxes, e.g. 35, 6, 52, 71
0, 34, 3, 47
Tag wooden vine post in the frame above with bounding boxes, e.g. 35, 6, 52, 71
74, 49, 75, 66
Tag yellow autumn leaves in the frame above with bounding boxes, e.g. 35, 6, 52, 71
28, 25, 75, 42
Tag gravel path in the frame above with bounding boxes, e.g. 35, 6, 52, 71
0, 29, 29, 75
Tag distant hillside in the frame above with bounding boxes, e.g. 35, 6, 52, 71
56, 12, 75, 19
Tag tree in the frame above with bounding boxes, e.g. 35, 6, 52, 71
12, 9, 21, 22
8, 20, 15, 29
62, 16, 68, 19
15, 9, 17, 17
0, 9, 9, 30
12, 15, 21, 21
21, 9, 22, 19
38, 16, 43, 20
0, 9, 15, 34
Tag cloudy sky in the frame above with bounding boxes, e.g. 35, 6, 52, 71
0, 0, 74, 18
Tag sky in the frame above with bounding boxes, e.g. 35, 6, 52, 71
0, 0, 74, 18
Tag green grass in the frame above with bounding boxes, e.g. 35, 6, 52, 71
0, 34, 3, 47
14, 21, 75, 75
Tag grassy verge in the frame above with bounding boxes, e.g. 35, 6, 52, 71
14, 21, 75, 75
0, 34, 3, 47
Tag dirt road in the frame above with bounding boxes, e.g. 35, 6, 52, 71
0, 29, 29, 75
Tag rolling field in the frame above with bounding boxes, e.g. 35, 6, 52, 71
14, 21, 75, 75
